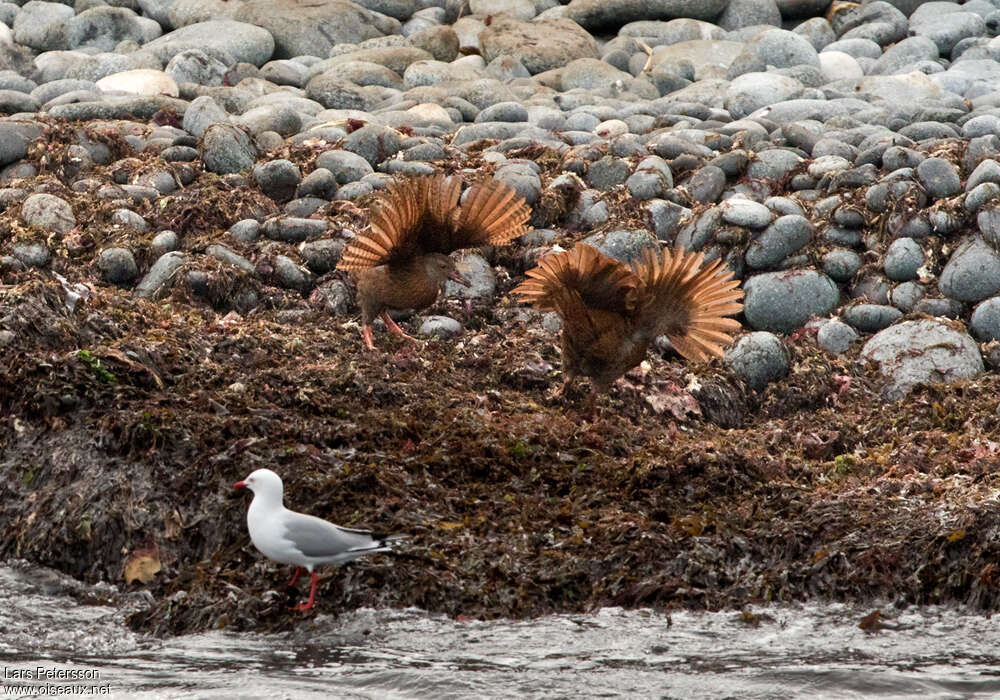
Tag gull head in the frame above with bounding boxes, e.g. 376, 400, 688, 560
233, 468, 283, 498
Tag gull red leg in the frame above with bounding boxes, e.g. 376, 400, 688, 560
285, 566, 303, 589
382, 312, 418, 342
295, 572, 318, 611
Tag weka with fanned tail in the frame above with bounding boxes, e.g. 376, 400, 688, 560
513, 243, 744, 416
338, 174, 531, 349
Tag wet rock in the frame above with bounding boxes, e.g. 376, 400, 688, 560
297, 168, 338, 200
263, 217, 329, 243
97, 247, 139, 285
206, 244, 255, 274
136, 251, 186, 299
912, 297, 962, 319
12, 242, 50, 268
20, 193, 75, 234
418, 315, 462, 338
584, 229, 657, 263
889, 281, 925, 313
916, 157, 962, 200
228, 219, 260, 243
151, 230, 179, 257
316, 150, 375, 184
299, 238, 346, 275
201, 124, 257, 174
883, 237, 924, 282
745, 215, 813, 269
743, 270, 840, 333
253, 159, 302, 203
970, 297, 1000, 342
111, 209, 148, 232
273, 254, 312, 292
939, 235, 1000, 303
444, 253, 495, 300
817, 318, 858, 354
725, 331, 790, 391
842, 304, 903, 333
586, 156, 629, 191
861, 319, 984, 401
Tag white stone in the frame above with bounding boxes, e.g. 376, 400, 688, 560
818, 51, 863, 83
96, 69, 179, 97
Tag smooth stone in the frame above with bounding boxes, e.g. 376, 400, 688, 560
143, 20, 275, 67
262, 217, 329, 243
915, 157, 962, 199
745, 215, 813, 269
743, 269, 840, 333
889, 281, 925, 313
939, 235, 1000, 302
253, 159, 302, 202
136, 251, 186, 299
861, 319, 983, 401
201, 123, 257, 174
273, 254, 311, 292
724, 331, 790, 391
206, 244, 255, 274
443, 253, 495, 300
97, 247, 139, 285
418, 315, 462, 338
151, 230, 179, 257
970, 296, 1000, 341
817, 318, 858, 354
12, 242, 50, 268
316, 149, 375, 183
300, 238, 346, 275
720, 197, 772, 228
883, 237, 924, 281
842, 304, 903, 333
20, 192, 75, 234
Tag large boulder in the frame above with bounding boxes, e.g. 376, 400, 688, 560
565, 0, 729, 31
861, 319, 984, 400
143, 20, 275, 66
480, 16, 599, 75
234, 0, 398, 59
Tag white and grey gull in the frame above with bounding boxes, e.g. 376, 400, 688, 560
233, 468, 400, 611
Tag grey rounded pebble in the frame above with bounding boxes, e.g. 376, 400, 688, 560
861, 319, 983, 401
316, 149, 375, 183
229, 219, 260, 243
822, 248, 861, 283
725, 331, 790, 391
206, 244, 255, 274
297, 168, 338, 199
890, 281, 925, 313
202, 124, 257, 174
743, 269, 840, 333
939, 235, 1000, 302
20, 192, 75, 234
419, 315, 462, 338
12, 242, 50, 268
263, 217, 329, 243
309, 279, 353, 315
273, 255, 311, 292
299, 238, 346, 275
721, 197, 772, 228
746, 215, 813, 269
443, 253, 496, 300
342, 125, 404, 167
151, 230, 179, 257
136, 251, 186, 299
253, 159, 302, 202
111, 208, 148, 232
586, 155, 629, 191
584, 229, 658, 263
883, 237, 924, 281
817, 318, 858, 354
475, 101, 528, 123
97, 247, 138, 285
915, 157, 962, 200
970, 297, 1000, 341
913, 298, 963, 319
842, 304, 903, 333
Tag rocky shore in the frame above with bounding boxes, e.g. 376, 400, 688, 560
3, 0, 1000, 636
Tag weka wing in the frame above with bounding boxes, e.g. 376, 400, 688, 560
337, 175, 529, 271
513, 243, 639, 316
630, 246, 743, 362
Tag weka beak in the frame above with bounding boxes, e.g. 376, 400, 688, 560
448, 269, 470, 286
233, 481, 246, 490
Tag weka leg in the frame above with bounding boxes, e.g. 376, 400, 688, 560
361, 324, 376, 351
551, 372, 574, 399
382, 312, 419, 342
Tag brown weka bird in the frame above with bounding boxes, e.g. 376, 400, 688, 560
514, 243, 744, 416
338, 174, 531, 349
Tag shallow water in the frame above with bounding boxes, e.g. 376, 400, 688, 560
2, 562, 1000, 700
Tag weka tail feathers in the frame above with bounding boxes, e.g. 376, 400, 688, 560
513, 243, 639, 315
631, 247, 743, 362
338, 177, 429, 271
454, 179, 531, 247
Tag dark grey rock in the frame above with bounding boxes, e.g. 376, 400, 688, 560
253, 159, 302, 202
12, 242, 50, 268
912, 297, 962, 319
915, 157, 962, 199
229, 219, 260, 243
316, 149, 375, 184
851, 273, 892, 304
20, 192, 75, 234
645, 198, 689, 242
883, 237, 924, 281
745, 215, 813, 269
842, 304, 903, 333
724, 331, 790, 390
743, 269, 840, 333
889, 280, 924, 312
309, 279, 352, 315
300, 238, 346, 275
151, 230, 179, 257
583, 228, 657, 263
143, 20, 275, 67
201, 124, 257, 174
817, 318, 858, 353
586, 155, 629, 191
273, 254, 312, 292
182, 95, 230, 139
342, 125, 404, 167
861, 318, 983, 401
206, 244, 255, 274
97, 247, 139, 285
443, 253, 495, 300
263, 217, 329, 243
939, 235, 1000, 302
112, 208, 148, 232
136, 251, 186, 299
970, 296, 1000, 341
475, 101, 528, 123
684, 165, 726, 205
297, 167, 338, 200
